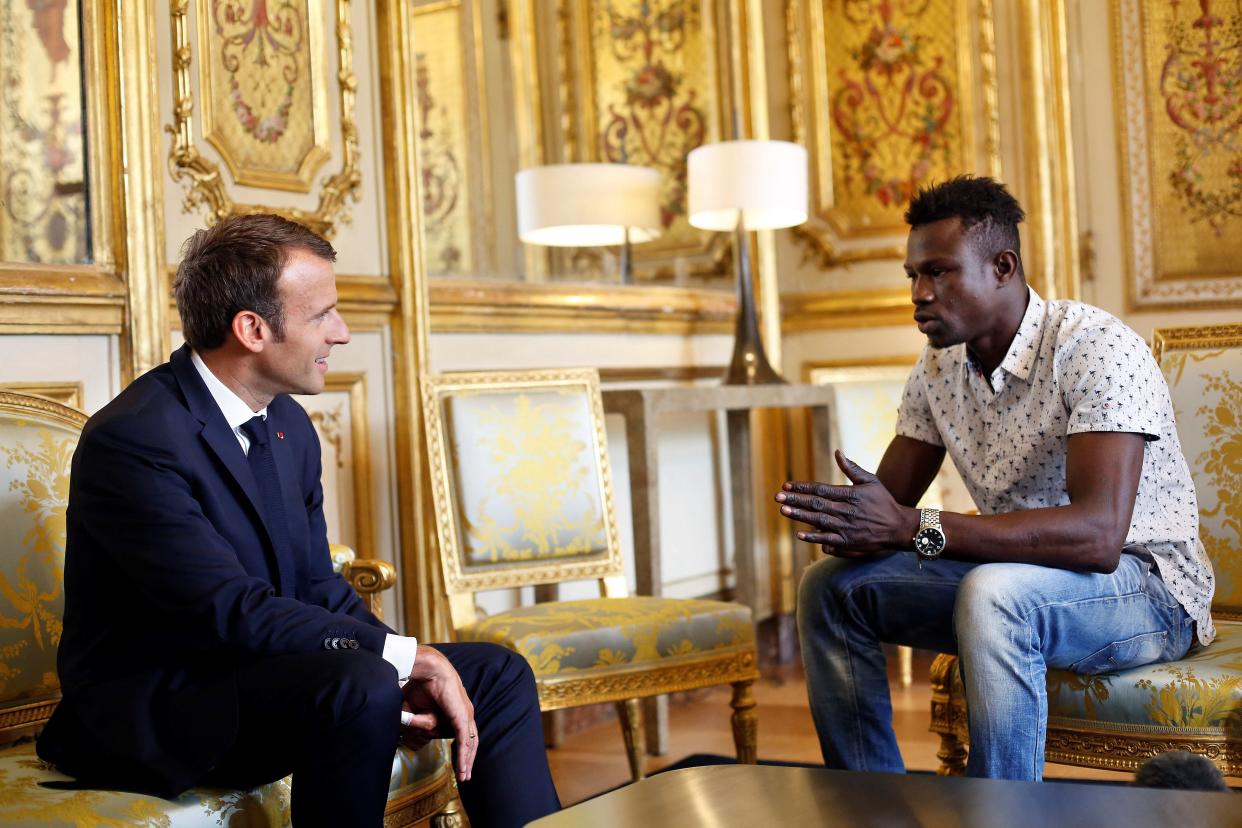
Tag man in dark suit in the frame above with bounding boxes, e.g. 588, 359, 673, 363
37, 214, 560, 827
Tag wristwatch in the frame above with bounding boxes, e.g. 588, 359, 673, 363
913, 508, 946, 564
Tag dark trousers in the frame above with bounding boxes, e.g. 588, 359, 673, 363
203, 642, 560, 828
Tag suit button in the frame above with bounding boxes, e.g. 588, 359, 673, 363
323, 639, 333, 650
331, 637, 341, 649
348, 640, 359, 650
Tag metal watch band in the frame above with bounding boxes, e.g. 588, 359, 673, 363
919, 508, 942, 532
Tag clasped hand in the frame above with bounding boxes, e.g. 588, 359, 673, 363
400, 644, 478, 783
775, 450, 912, 557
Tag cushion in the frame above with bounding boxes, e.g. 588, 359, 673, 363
458, 596, 754, 676
0, 739, 446, 826
1047, 619, 1242, 731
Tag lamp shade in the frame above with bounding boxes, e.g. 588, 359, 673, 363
515, 163, 663, 247
687, 140, 808, 231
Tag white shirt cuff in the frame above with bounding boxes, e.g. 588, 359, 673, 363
382, 633, 418, 683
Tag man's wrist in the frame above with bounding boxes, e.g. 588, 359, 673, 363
900, 506, 921, 549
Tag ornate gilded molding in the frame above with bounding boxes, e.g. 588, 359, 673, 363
780, 287, 913, 332
0, 390, 89, 430
536, 648, 759, 709
0, 383, 85, 411
428, 279, 735, 334
382, 764, 458, 827
1045, 723, 1242, 775
166, 0, 362, 237
1152, 323, 1242, 364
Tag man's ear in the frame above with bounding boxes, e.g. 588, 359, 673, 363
993, 250, 1020, 286
231, 310, 268, 354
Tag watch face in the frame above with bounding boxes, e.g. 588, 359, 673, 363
914, 527, 946, 559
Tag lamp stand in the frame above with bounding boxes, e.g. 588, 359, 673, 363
619, 225, 634, 285
723, 220, 785, 385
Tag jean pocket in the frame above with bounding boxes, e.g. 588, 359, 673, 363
1069, 631, 1169, 676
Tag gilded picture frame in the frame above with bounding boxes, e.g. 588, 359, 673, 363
166, 0, 362, 237
1114, 0, 1242, 310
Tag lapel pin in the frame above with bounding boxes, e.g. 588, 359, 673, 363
276, 431, 285, 440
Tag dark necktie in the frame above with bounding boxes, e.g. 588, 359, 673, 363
241, 415, 295, 596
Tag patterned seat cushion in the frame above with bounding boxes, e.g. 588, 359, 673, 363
458, 596, 755, 676
1047, 619, 1242, 731
0, 740, 446, 826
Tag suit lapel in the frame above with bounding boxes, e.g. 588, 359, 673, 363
170, 345, 289, 591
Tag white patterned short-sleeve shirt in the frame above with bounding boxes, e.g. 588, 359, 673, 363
896, 288, 1215, 644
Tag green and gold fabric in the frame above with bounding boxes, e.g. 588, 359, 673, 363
0, 740, 447, 827
1157, 328, 1242, 614
0, 394, 84, 733
459, 596, 754, 676
1047, 620, 1242, 729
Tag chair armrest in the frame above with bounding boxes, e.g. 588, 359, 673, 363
329, 543, 397, 620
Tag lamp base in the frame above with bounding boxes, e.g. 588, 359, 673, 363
722, 318, 786, 385
722, 224, 785, 386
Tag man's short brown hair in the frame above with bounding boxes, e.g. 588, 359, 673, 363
173, 214, 337, 352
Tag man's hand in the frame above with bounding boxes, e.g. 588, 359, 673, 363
775, 450, 918, 556
402, 644, 478, 782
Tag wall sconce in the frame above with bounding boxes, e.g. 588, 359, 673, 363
688, 140, 808, 385
515, 163, 663, 284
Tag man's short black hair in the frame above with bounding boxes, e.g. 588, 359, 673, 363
905, 176, 1025, 267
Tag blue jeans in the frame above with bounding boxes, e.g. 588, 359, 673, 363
796, 551, 1194, 780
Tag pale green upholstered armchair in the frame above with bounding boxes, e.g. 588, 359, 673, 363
0, 390, 458, 827
421, 369, 759, 781
929, 324, 1242, 776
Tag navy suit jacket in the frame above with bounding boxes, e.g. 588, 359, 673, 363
37, 344, 393, 796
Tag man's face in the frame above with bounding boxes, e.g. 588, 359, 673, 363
256, 248, 350, 397
903, 217, 998, 349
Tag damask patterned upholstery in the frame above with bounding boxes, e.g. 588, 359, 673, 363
0, 391, 455, 827
929, 324, 1242, 776
423, 370, 760, 781
459, 596, 755, 676
0, 741, 449, 827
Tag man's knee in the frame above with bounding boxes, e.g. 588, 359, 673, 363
315, 651, 403, 730
797, 555, 862, 628
954, 564, 1027, 639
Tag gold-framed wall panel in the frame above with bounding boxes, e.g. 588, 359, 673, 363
788, 0, 1000, 253
782, 0, 1078, 331
299, 372, 376, 561
193, 0, 332, 192
1113, 0, 1242, 310
0, 0, 154, 348
531, 0, 738, 284
165, 0, 363, 238
410, 0, 495, 278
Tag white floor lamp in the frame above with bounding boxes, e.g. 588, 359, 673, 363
688, 140, 807, 385
515, 163, 663, 284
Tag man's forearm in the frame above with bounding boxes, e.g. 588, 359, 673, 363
934, 504, 1127, 573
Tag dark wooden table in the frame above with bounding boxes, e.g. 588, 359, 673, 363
530, 764, 1242, 827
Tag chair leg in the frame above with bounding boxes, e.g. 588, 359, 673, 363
616, 698, 646, 781
929, 653, 968, 776
729, 680, 758, 764
898, 644, 913, 687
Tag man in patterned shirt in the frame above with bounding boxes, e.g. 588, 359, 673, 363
777, 176, 1214, 780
